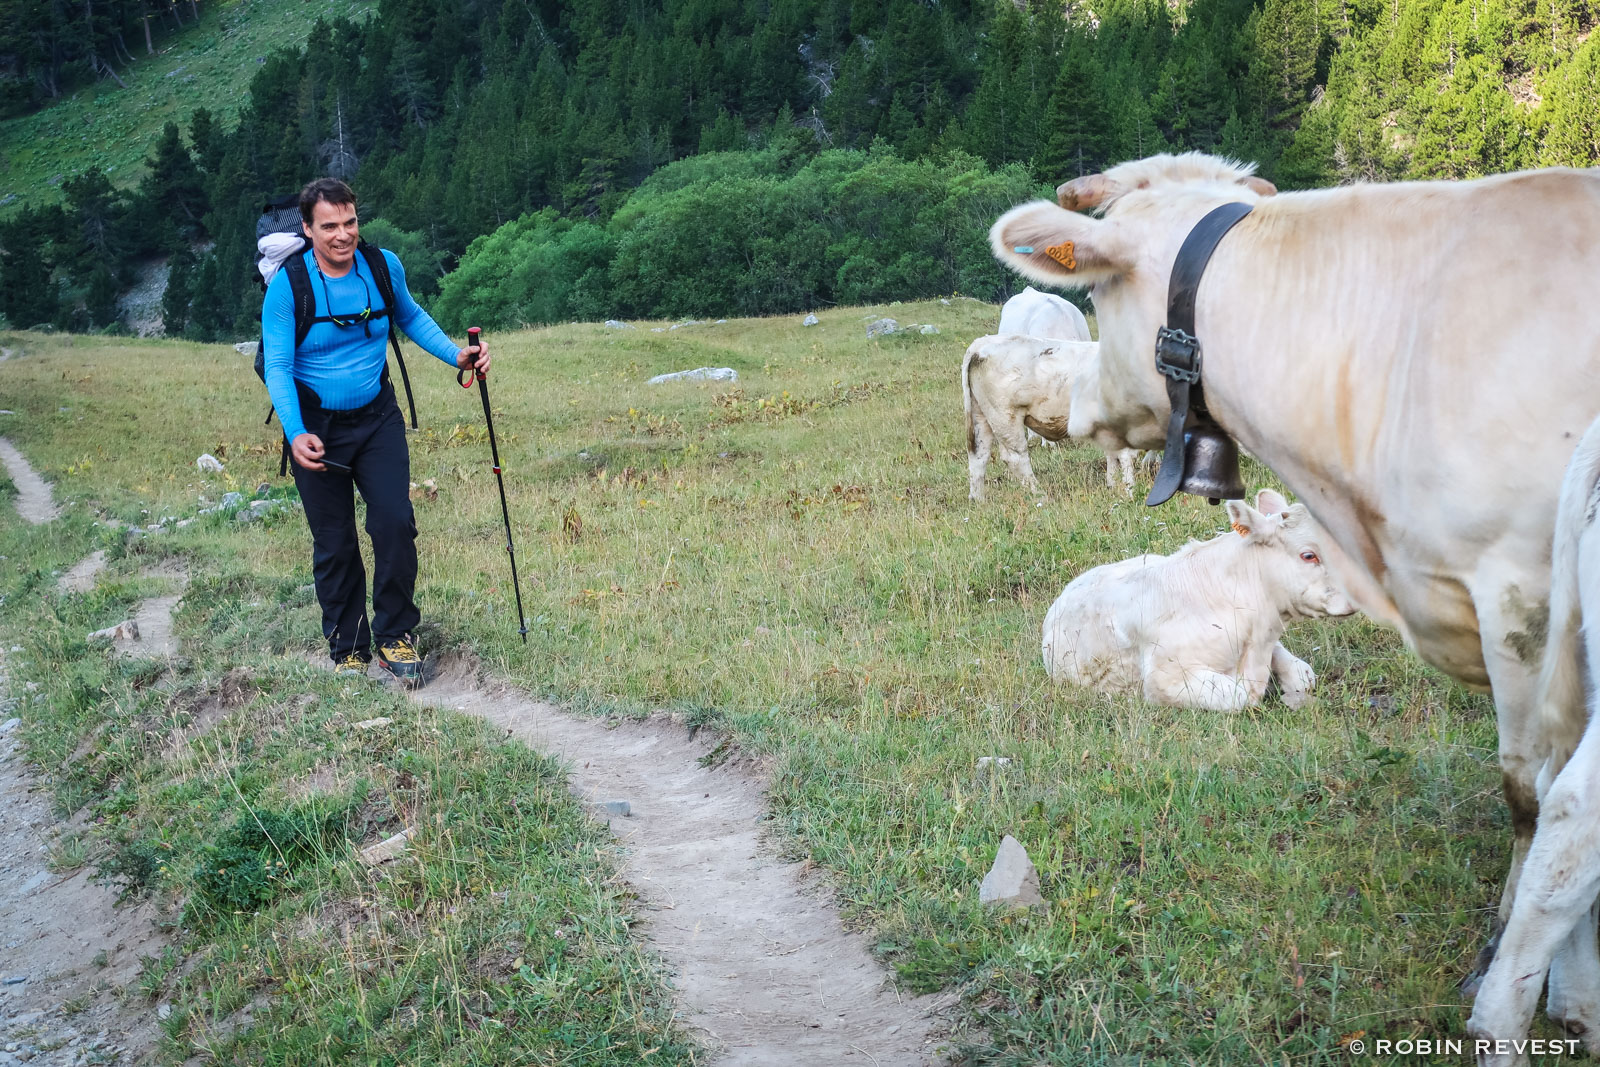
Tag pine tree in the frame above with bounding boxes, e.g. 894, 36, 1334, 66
1038, 39, 1112, 178
162, 243, 195, 337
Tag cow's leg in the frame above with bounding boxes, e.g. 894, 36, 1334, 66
1458, 583, 1549, 995
1468, 716, 1600, 1065
1142, 657, 1251, 711
1547, 902, 1600, 1050
1117, 449, 1136, 496
969, 410, 993, 502
993, 418, 1040, 495
1269, 642, 1317, 709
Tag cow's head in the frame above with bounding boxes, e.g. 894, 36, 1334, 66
1227, 489, 1357, 621
990, 153, 1276, 450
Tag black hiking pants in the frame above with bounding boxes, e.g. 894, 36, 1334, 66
289, 380, 419, 661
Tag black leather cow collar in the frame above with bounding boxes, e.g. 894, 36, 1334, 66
1145, 201, 1254, 507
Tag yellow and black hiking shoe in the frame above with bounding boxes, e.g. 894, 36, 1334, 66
334, 653, 369, 677
375, 636, 424, 689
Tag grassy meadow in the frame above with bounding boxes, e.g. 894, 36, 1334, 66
0, 0, 378, 213
0, 302, 1530, 1064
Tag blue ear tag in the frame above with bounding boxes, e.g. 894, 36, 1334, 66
1013, 246, 1034, 254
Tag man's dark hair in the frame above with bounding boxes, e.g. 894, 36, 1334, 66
299, 178, 357, 225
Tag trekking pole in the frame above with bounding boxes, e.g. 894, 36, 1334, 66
458, 327, 529, 643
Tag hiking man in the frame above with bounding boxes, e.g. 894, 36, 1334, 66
261, 177, 489, 687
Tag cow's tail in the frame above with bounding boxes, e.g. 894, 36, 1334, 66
1536, 413, 1600, 778
962, 342, 984, 454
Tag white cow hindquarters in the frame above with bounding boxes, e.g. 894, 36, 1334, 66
1469, 414, 1600, 1065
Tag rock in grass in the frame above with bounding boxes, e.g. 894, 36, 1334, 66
976, 756, 1014, 776
0, 718, 19, 735
358, 827, 416, 865
352, 717, 393, 730
802, 313, 819, 326
603, 320, 634, 330
221, 492, 244, 509
647, 367, 738, 385
600, 800, 632, 818
919, 324, 941, 335
196, 453, 224, 473
980, 835, 1043, 909
866, 318, 898, 338
88, 620, 139, 643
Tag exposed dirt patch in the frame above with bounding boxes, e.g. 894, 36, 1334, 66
403, 656, 950, 1066
58, 550, 108, 594
114, 567, 189, 661
0, 649, 169, 1065
0, 437, 61, 524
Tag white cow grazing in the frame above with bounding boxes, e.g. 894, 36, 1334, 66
997, 285, 1091, 343
963, 334, 1145, 500
1042, 489, 1354, 710
988, 152, 1600, 1061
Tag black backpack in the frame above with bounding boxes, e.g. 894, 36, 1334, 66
251, 192, 418, 475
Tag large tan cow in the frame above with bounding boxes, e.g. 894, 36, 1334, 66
989, 153, 1600, 1063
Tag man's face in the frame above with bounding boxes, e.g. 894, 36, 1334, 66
304, 199, 359, 272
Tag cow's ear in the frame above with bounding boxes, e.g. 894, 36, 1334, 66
1255, 489, 1290, 517
1227, 499, 1283, 542
990, 201, 1136, 291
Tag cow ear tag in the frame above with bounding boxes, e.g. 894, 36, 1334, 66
1231, 522, 1250, 537
1013, 245, 1034, 254
1044, 242, 1076, 269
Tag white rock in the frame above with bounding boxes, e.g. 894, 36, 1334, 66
715, 319, 728, 324
802, 313, 819, 326
88, 620, 139, 643
975, 756, 1014, 775
920, 324, 941, 335
233, 341, 258, 355
600, 800, 631, 817
647, 367, 738, 385
352, 717, 393, 730
650, 327, 665, 332
603, 320, 634, 330
196, 453, 224, 473
940, 298, 952, 305
979, 835, 1044, 908
866, 318, 898, 338
0, 718, 19, 735
358, 827, 416, 865
175, 519, 193, 528
221, 492, 244, 508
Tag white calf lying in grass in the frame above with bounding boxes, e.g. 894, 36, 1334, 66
1041, 490, 1356, 710
962, 334, 1143, 500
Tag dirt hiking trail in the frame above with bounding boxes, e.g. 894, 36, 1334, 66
0, 544, 188, 1065
407, 658, 950, 1066
0, 438, 60, 524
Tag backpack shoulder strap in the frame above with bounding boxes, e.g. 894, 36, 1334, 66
357, 241, 418, 431
283, 252, 316, 349
359, 240, 398, 311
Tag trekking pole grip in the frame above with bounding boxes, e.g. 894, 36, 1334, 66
458, 326, 483, 388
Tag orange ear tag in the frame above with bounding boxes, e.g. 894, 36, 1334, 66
1231, 522, 1250, 537
1044, 242, 1077, 269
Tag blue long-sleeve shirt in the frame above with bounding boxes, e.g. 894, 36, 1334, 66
262, 247, 459, 442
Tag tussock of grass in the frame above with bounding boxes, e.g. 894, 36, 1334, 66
0, 303, 1536, 1062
